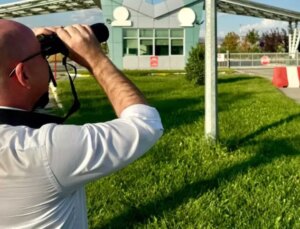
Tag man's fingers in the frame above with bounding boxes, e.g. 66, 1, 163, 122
32, 26, 61, 36
71, 24, 92, 36
56, 27, 72, 40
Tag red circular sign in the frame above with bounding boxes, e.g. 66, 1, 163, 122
261, 56, 270, 65
150, 56, 158, 67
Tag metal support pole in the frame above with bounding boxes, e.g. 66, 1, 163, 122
226, 50, 230, 68
92, 0, 101, 8
205, 0, 218, 141
288, 21, 293, 34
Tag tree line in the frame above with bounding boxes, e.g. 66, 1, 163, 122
219, 28, 292, 53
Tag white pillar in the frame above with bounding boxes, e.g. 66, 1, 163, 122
289, 28, 300, 59
205, 0, 218, 141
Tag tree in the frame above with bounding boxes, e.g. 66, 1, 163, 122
185, 44, 205, 86
239, 38, 251, 53
245, 29, 260, 52
260, 29, 288, 52
220, 32, 240, 53
239, 29, 260, 53
100, 42, 109, 55
246, 29, 260, 45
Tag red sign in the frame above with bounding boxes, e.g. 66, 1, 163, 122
150, 56, 159, 67
260, 55, 270, 65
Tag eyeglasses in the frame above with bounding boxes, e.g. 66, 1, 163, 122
8, 51, 44, 78
8, 51, 56, 86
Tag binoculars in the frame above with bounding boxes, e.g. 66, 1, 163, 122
37, 23, 109, 57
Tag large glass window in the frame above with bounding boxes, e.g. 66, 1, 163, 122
123, 28, 184, 56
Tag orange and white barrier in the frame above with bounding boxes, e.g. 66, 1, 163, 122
272, 66, 300, 88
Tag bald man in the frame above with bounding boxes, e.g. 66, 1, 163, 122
0, 19, 163, 228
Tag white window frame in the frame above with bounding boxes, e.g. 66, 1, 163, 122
123, 28, 185, 56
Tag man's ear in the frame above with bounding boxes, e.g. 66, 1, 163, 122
15, 63, 31, 89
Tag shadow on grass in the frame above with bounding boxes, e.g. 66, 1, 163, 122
97, 113, 300, 228
98, 136, 300, 228
153, 90, 257, 131
153, 97, 204, 130
218, 76, 260, 84
226, 113, 300, 151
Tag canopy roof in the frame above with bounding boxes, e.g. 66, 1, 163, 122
218, 0, 300, 22
0, 0, 299, 23
0, 0, 100, 19
122, 0, 300, 22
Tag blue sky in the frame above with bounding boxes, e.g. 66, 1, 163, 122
1, 0, 299, 37
213, 0, 300, 38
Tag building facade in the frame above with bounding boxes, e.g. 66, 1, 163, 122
102, 0, 204, 70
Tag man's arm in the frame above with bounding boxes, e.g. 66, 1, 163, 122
55, 24, 147, 117
33, 24, 163, 192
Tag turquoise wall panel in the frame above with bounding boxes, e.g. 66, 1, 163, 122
185, 1, 204, 62
111, 28, 123, 69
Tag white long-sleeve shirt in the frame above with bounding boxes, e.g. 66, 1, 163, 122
0, 104, 163, 228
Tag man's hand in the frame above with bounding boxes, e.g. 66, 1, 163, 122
55, 24, 105, 72
32, 27, 59, 36
33, 25, 105, 72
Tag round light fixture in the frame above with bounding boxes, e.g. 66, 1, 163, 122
113, 6, 130, 21
178, 8, 196, 27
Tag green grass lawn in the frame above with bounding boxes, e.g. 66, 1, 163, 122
56, 72, 300, 228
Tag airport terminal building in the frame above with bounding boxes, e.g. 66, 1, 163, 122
101, 0, 204, 70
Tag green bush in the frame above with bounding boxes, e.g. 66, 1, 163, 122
185, 44, 205, 85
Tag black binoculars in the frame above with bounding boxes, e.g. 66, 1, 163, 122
37, 23, 109, 57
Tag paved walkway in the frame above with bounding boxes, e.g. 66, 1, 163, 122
236, 68, 300, 104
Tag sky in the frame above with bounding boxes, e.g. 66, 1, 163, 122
214, 0, 300, 38
1, 0, 299, 38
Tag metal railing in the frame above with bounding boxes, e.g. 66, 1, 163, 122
218, 52, 300, 68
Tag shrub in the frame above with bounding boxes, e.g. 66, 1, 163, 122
185, 44, 205, 85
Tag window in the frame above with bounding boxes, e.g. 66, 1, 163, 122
123, 39, 138, 55
170, 29, 184, 55
124, 29, 137, 37
155, 29, 169, 56
123, 28, 184, 56
155, 29, 168, 37
155, 39, 169, 56
171, 39, 183, 55
140, 29, 153, 37
171, 29, 184, 38
140, 39, 153, 55
123, 29, 138, 56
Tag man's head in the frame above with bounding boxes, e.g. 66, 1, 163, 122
0, 19, 50, 111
